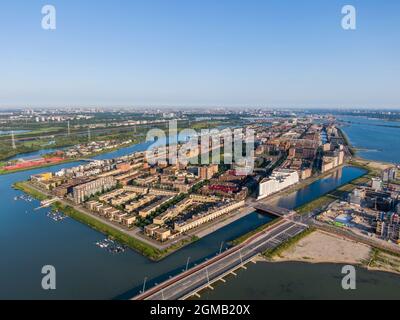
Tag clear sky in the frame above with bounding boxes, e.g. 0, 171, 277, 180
0, 0, 399, 108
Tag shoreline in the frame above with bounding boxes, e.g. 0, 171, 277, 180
263, 229, 400, 277
12, 180, 256, 262
13, 181, 199, 261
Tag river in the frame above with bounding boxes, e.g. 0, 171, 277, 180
339, 115, 400, 164
0, 141, 385, 300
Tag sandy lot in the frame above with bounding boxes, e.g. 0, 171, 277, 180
272, 230, 371, 265
353, 158, 393, 171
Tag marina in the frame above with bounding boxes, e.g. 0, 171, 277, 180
14, 194, 34, 202
47, 210, 68, 222
96, 238, 127, 254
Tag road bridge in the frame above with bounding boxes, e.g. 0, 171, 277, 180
133, 219, 308, 300
252, 203, 295, 217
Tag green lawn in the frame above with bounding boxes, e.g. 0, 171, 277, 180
13, 181, 50, 201
230, 218, 283, 246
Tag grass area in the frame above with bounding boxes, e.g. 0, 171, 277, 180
263, 227, 316, 260
296, 195, 338, 215
369, 248, 400, 274
13, 181, 50, 201
230, 218, 283, 246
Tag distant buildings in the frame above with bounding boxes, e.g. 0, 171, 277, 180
371, 178, 383, 191
382, 168, 397, 182
198, 164, 219, 180
258, 169, 299, 200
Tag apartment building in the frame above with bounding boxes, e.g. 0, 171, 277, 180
174, 200, 245, 233
198, 164, 219, 180
138, 197, 173, 218
72, 176, 117, 204
125, 195, 157, 213
258, 169, 299, 200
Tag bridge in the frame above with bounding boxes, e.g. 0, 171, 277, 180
133, 218, 308, 300
252, 203, 295, 217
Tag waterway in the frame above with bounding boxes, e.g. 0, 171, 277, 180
197, 262, 400, 300
0, 141, 381, 300
339, 115, 400, 164
271, 166, 366, 210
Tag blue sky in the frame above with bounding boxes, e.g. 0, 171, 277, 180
0, 0, 399, 108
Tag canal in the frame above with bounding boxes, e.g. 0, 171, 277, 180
0, 142, 368, 299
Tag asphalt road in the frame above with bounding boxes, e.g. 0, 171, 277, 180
135, 219, 308, 300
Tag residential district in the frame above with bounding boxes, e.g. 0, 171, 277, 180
24, 117, 359, 247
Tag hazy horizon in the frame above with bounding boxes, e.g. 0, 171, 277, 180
1, 0, 399, 109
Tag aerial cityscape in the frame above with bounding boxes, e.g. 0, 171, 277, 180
1, 0, 400, 307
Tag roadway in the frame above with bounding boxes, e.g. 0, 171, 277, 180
134, 218, 308, 300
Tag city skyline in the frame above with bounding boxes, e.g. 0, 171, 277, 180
1, 0, 400, 108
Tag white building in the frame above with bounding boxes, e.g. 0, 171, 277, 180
258, 169, 299, 200
371, 178, 383, 191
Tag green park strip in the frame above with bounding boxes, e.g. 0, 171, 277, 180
295, 195, 337, 215
13, 181, 50, 201
13, 181, 198, 261
263, 227, 316, 260
230, 217, 283, 246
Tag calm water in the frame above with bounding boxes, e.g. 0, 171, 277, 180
0, 142, 384, 300
198, 262, 400, 300
340, 116, 400, 164
272, 166, 366, 210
